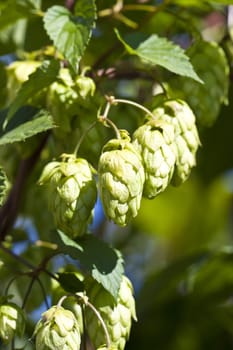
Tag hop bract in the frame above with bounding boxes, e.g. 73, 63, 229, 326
154, 99, 200, 185
98, 133, 145, 226
39, 154, 97, 238
0, 302, 25, 343
34, 306, 81, 350
85, 276, 137, 350
132, 120, 176, 199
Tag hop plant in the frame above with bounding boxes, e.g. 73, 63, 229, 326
0, 166, 10, 207
74, 75, 96, 99
132, 119, 177, 199
6, 60, 43, 106
46, 68, 79, 138
154, 99, 200, 185
98, 131, 145, 226
0, 301, 25, 344
85, 276, 137, 350
67, 94, 109, 166
39, 154, 97, 238
168, 40, 229, 126
33, 306, 81, 350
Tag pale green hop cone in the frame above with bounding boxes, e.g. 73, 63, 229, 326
34, 306, 81, 350
85, 276, 137, 350
39, 154, 97, 238
98, 133, 145, 226
0, 302, 25, 343
154, 99, 200, 186
0, 166, 11, 207
74, 75, 96, 99
132, 119, 176, 199
46, 68, 79, 137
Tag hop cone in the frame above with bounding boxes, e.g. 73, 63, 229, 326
46, 68, 79, 137
34, 306, 81, 350
154, 99, 200, 185
168, 40, 229, 126
39, 154, 97, 238
0, 302, 25, 343
98, 132, 145, 226
0, 166, 10, 207
85, 276, 137, 350
132, 120, 176, 199
74, 75, 96, 99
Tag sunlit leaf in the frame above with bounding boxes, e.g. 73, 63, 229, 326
168, 40, 229, 126
115, 29, 202, 83
43, 1, 96, 72
0, 110, 55, 145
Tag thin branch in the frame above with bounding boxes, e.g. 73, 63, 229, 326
81, 303, 87, 350
36, 277, 50, 309
0, 133, 49, 241
0, 242, 59, 282
86, 300, 111, 349
22, 277, 36, 309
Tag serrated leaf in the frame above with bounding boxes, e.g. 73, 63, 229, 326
43, 1, 96, 72
0, 166, 10, 206
79, 235, 124, 299
53, 229, 84, 255
53, 230, 124, 299
0, 0, 40, 31
168, 40, 229, 126
115, 29, 202, 83
5, 59, 60, 126
0, 106, 40, 135
0, 110, 55, 146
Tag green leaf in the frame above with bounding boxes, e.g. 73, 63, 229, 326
115, 29, 202, 83
0, 106, 39, 135
53, 229, 84, 255
0, 166, 10, 207
168, 40, 229, 126
80, 235, 124, 299
0, 109, 55, 146
57, 272, 84, 294
53, 230, 124, 299
43, 1, 96, 72
0, 0, 40, 31
5, 60, 60, 126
